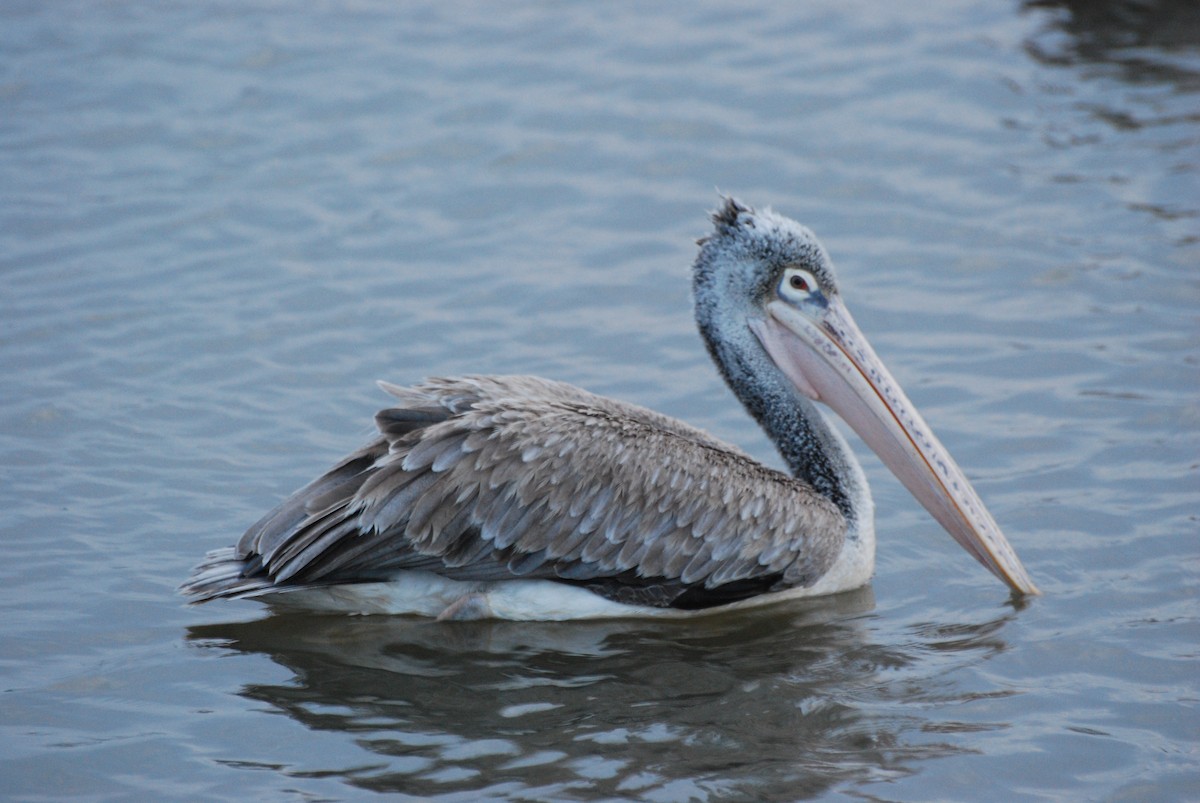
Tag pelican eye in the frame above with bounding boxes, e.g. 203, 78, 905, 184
779, 268, 819, 302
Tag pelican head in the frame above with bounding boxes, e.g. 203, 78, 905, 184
694, 198, 1038, 596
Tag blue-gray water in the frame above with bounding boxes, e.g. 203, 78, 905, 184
2, 1, 1197, 800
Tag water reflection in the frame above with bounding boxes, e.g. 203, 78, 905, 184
187, 590, 1024, 798
1018, 0, 1198, 237
1023, 0, 1200, 80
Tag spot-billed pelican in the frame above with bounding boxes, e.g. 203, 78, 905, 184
182, 198, 1037, 619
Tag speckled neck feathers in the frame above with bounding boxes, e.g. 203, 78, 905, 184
692, 198, 865, 531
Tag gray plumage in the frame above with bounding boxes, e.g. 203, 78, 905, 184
183, 197, 1039, 612
182, 374, 845, 609
184, 196, 923, 613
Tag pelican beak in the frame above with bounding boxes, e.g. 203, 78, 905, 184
749, 296, 1039, 596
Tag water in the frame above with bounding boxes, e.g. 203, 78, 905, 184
2, 1, 1197, 799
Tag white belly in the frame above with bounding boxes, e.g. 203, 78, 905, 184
253, 533, 875, 621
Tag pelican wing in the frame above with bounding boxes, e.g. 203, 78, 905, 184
184, 375, 845, 609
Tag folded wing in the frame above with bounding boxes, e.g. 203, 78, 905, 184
181, 375, 845, 609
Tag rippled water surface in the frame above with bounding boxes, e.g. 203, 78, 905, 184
2, 1, 1197, 799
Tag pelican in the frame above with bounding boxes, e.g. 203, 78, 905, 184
182, 198, 1037, 620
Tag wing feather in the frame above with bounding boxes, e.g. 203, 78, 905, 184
182, 375, 846, 608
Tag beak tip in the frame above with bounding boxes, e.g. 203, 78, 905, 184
1004, 573, 1041, 598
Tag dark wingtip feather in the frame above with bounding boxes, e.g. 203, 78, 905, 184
179, 547, 271, 603
375, 406, 450, 439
